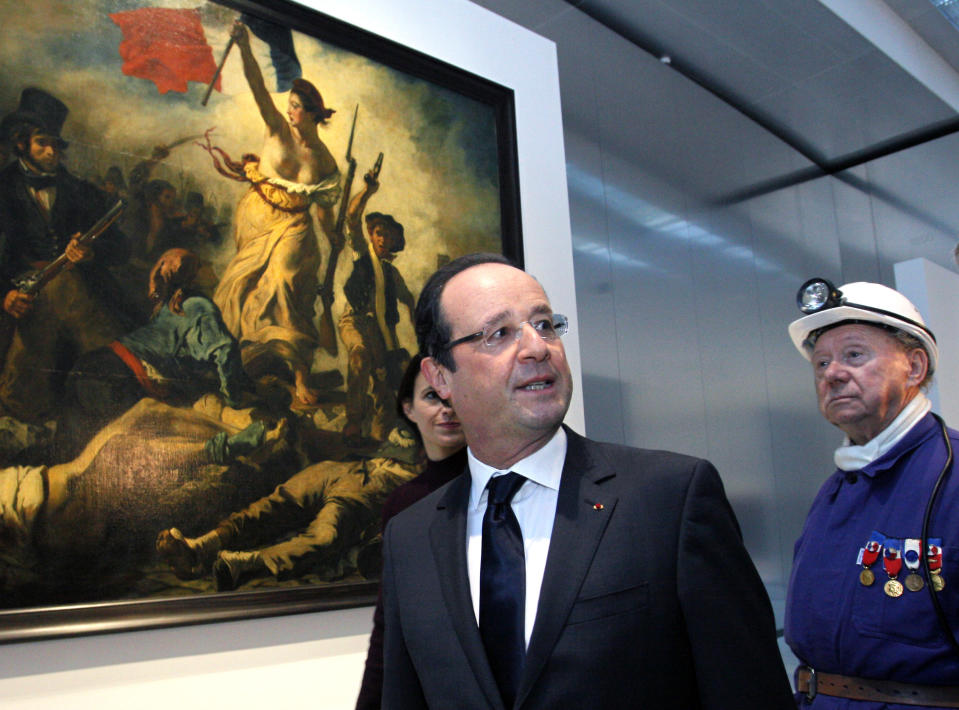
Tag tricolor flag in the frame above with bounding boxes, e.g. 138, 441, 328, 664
240, 13, 302, 92
110, 7, 220, 95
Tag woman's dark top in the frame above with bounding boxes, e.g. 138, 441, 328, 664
355, 447, 468, 710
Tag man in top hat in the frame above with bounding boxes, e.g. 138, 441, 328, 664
0, 87, 131, 426
784, 279, 959, 707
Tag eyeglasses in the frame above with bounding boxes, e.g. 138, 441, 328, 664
444, 313, 569, 352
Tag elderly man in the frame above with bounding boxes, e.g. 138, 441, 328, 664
784, 279, 959, 708
380, 253, 793, 709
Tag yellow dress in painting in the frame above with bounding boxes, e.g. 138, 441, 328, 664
213, 161, 340, 375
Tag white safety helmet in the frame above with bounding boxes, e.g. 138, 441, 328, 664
788, 278, 938, 374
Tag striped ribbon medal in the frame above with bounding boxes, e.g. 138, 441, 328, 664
883, 539, 904, 598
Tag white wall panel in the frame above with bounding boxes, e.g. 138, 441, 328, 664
895, 258, 959, 424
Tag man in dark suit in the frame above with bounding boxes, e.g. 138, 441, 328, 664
0, 87, 130, 424
380, 253, 795, 709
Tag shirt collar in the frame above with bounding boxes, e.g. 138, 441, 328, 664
860, 412, 939, 478
467, 427, 567, 511
18, 158, 56, 179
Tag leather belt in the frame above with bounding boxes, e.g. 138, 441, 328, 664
797, 666, 959, 707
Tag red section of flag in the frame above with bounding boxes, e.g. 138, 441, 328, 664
110, 7, 220, 95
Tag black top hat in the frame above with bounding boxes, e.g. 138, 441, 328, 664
1, 87, 69, 142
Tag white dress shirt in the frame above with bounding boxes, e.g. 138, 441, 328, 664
466, 426, 566, 648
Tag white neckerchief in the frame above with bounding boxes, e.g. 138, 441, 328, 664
833, 392, 931, 471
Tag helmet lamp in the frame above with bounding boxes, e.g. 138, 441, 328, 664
797, 278, 842, 314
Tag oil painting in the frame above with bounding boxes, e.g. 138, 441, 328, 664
0, 0, 520, 642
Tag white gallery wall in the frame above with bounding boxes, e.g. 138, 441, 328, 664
0, 1, 578, 708
895, 257, 959, 424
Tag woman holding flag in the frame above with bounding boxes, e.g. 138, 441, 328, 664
209, 20, 341, 408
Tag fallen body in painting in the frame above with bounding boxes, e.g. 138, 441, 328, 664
0, 394, 294, 607
0, 391, 422, 607
156, 435, 420, 591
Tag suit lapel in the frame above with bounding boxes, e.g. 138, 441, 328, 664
518, 428, 618, 705
429, 471, 504, 710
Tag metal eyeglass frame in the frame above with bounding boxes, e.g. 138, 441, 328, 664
443, 313, 569, 351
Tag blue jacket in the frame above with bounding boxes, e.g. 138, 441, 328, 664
786, 413, 959, 708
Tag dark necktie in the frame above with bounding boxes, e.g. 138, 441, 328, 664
479, 472, 527, 709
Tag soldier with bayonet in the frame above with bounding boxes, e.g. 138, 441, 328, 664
0, 87, 131, 425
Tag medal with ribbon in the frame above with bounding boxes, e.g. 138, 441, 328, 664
883, 538, 904, 598
859, 531, 884, 586
904, 539, 924, 592
928, 538, 945, 592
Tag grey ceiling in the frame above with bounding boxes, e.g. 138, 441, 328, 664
565, 0, 959, 171
470, 0, 959, 205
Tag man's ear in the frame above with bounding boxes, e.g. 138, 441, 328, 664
421, 357, 452, 400
906, 347, 929, 387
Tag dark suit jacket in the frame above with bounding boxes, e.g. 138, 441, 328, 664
381, 427, 794, 709
0, 161, 129, 298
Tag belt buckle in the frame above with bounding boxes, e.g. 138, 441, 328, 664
802, 665, 817, 701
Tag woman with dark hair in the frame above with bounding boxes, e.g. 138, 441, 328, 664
355, 353, 467, 710
155, 354, 465, 594
209, 20, 341, 408
379, 353, 466, 510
